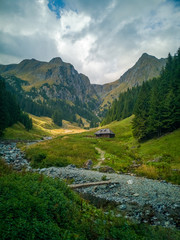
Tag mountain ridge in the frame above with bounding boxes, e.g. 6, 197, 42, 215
0, 58, 100, 126
0, 57, 99, 105
93, 53, 167, 113
0, 52, 167, 119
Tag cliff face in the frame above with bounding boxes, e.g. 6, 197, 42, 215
0, 57, 99, 108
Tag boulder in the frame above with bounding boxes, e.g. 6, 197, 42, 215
84, 160, 93, 169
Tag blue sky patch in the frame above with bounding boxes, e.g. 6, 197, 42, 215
48, 0, 65, 18
166, 0, 180, 7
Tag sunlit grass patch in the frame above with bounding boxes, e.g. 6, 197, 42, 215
135, 164, 159, 179
3, 122, 46, 140
24, 136, 99, 168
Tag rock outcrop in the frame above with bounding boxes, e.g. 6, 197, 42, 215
0, 57, 99, 107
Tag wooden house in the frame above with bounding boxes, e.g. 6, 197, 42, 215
95, 129, 115, 138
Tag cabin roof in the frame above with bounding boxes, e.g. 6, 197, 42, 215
95, 128, 115, 135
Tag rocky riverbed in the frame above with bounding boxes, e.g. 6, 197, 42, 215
0, 141, 180, 229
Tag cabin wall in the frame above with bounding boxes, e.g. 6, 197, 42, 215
96, 134, 115, 138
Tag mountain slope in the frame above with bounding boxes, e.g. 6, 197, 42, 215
0, 53, 167, 119
0, 58, 100, 125
0, 57, 99, 105
94, 53, 166, 112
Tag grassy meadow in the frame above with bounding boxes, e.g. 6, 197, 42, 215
2, 114, 86, 140
21, 115, 180, 184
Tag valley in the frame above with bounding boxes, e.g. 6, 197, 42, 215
0, 121, 180, 229
0, 50, 179, 239
1, 0, 180, 238
10, 115, 178, 185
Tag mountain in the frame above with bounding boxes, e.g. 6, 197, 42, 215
102, 48, 180, 141
0, 58, 100, 126
0, 57, 98, 105
94, 53, 167, 113
0, 52, 167, 122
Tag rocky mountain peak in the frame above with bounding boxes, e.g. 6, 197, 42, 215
49, 57, 63, 64
140, 52, 149, 58
137, 53, 157, 63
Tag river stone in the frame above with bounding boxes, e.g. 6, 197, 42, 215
117, 204, 127, 210
133, 193, 139, 197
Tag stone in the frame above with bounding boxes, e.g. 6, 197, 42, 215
117, 204, 127, 210
127, 180, 133, 184
164, 221, 170, 227
84, 159, 93, 169
133, 193, 139, 197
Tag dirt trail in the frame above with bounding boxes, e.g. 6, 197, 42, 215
94, 147, 106, 168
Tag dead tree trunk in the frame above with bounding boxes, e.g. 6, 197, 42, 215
68, 180, 111, 189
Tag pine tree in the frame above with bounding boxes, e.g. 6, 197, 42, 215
132, 82, 150, 141
52, 110, 62, 126
147, 83, 163, 137
0, 79, 8, 135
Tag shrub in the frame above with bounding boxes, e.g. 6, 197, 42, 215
33, 152, 46, 163
0, 172, 82, 239
0, 158, 13, 176
135, 164, 159, 179
101, 175, 107, 181
0, 166, 180, 240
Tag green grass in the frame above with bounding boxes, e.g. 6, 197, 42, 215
2, 114, 87, 141
2, 122, 47, 140
138, 130, 180, 166
24, 135, 99, 168
1, 159, 180, 240
23, 116, 180, 184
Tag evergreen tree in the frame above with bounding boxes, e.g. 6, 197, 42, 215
147, 82, 163, 137
0, 76, 33, 135
0, 79, 9, 135
52, 110, 62, 126
133, 48, 180, 141
132, 82, 151, 141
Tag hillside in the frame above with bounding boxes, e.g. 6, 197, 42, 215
0, 76, 32, 136
2, 114, 86, 140
0, 58, 100, 126
22, 116, 180, 184
0, 57, 98, 104
94, 53, 166, 112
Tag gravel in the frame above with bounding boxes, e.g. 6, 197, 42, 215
0, 141, 180, 228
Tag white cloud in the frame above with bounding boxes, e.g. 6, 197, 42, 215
0, 0, 179, 84
60, 10, 91, 34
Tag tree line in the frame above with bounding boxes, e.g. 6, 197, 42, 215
0, 76, 32, 136
102, 48, 180, 141
133, 49, 180, 141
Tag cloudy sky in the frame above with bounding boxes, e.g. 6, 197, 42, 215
0, 0, 179, 84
